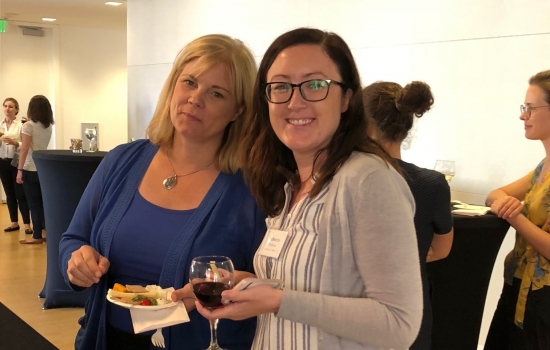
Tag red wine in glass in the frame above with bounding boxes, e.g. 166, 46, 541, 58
193, 282, 230, 309
190, 256, 234, 350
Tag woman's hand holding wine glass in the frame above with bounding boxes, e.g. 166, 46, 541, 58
2, 137, 17, 147
172, 270, 255, 312
195, 284, 282, 321
170, 283, 198, 312
189, 256, 235, 350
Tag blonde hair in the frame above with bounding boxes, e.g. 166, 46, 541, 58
529, 70, 550, 105
3, 98, 19, 115
146, 34, 257, 173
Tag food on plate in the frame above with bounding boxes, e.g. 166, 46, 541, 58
107, 284, 171, 306
112, 283, 148, 293
112, 283, 129, 292
133, 295, 158, 306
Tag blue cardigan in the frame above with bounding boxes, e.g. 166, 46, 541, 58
59, 140, 266, 350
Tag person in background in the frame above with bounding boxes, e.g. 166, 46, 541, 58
362, 81, 454, 350
1, 97, 31, 234
484, 70, 550, 350
196, 27, 422, 350
59, 34, 265, 350
17, 95, 53, 244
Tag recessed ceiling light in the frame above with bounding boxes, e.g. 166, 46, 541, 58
105, 1, 122, 5
42, 18, 56, 22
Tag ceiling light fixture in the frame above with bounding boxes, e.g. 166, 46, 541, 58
42, 18, 56, 22
105, 1, 123, 5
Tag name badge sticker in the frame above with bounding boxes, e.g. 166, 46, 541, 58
258, 229, 289, 259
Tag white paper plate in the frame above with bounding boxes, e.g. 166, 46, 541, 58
106, 294, 178, 310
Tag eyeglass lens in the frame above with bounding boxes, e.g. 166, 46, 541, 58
266, 80, 331, 103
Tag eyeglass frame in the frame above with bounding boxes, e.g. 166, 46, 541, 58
264, 79, 347, 104
520, 104, 550, 119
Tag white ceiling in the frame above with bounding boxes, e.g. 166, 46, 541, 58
1, 0, 126, 30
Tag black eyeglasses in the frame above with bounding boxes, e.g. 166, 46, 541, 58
520, 104, 550, 119
265, 79, 346, 104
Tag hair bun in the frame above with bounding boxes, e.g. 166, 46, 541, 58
395, 81, 434, 117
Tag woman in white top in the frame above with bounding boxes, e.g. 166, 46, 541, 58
17, 95, 54, 244
1, 98, 31, 233
197, 28, 422, 350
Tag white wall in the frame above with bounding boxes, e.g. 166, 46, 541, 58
58, 25, 127, 150
0, 21, 127, 151
0, 22, 56, 149
1, 24, 55, 116
127, 0, 550, 346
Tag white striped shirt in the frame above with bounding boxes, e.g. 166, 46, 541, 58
252, 183, 329, 350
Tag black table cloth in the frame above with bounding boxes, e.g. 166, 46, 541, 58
33, 150, 107, 309
428, 213, 511, 350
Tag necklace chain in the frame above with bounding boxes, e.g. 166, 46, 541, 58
162, 151, 214, 190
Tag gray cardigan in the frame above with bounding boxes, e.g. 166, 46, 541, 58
277, 152, 422, 350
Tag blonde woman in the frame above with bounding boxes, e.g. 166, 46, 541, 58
59, 35, 265, 350
484, 70, 550, 350
0, 98, 31, 234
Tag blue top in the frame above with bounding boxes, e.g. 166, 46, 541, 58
107, 190, 195, 333
59, 140, 267, 350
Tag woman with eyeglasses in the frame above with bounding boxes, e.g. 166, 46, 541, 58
196, 27, 422, 350
484, 70, 550, 350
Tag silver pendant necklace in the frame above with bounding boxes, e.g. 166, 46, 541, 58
163, 152, 214, 190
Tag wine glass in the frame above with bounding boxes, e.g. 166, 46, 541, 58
434, 160, 455, 183
84, 128, 97, 152
189, 256, 234, 350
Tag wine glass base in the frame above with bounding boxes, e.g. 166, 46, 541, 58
204, 345, 227, 350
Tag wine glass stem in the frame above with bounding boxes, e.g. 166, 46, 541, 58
209, 319, 220, 348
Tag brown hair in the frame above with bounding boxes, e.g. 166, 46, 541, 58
242, 28, 392, 217
27, 95, 54, 128
146, 34, 257, 174
3, 98, 19, 115
529, 70, 550, 105
362, 81, 433, 143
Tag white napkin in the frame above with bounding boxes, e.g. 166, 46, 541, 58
452, 204, 491, 216
129, 288, 190, 333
